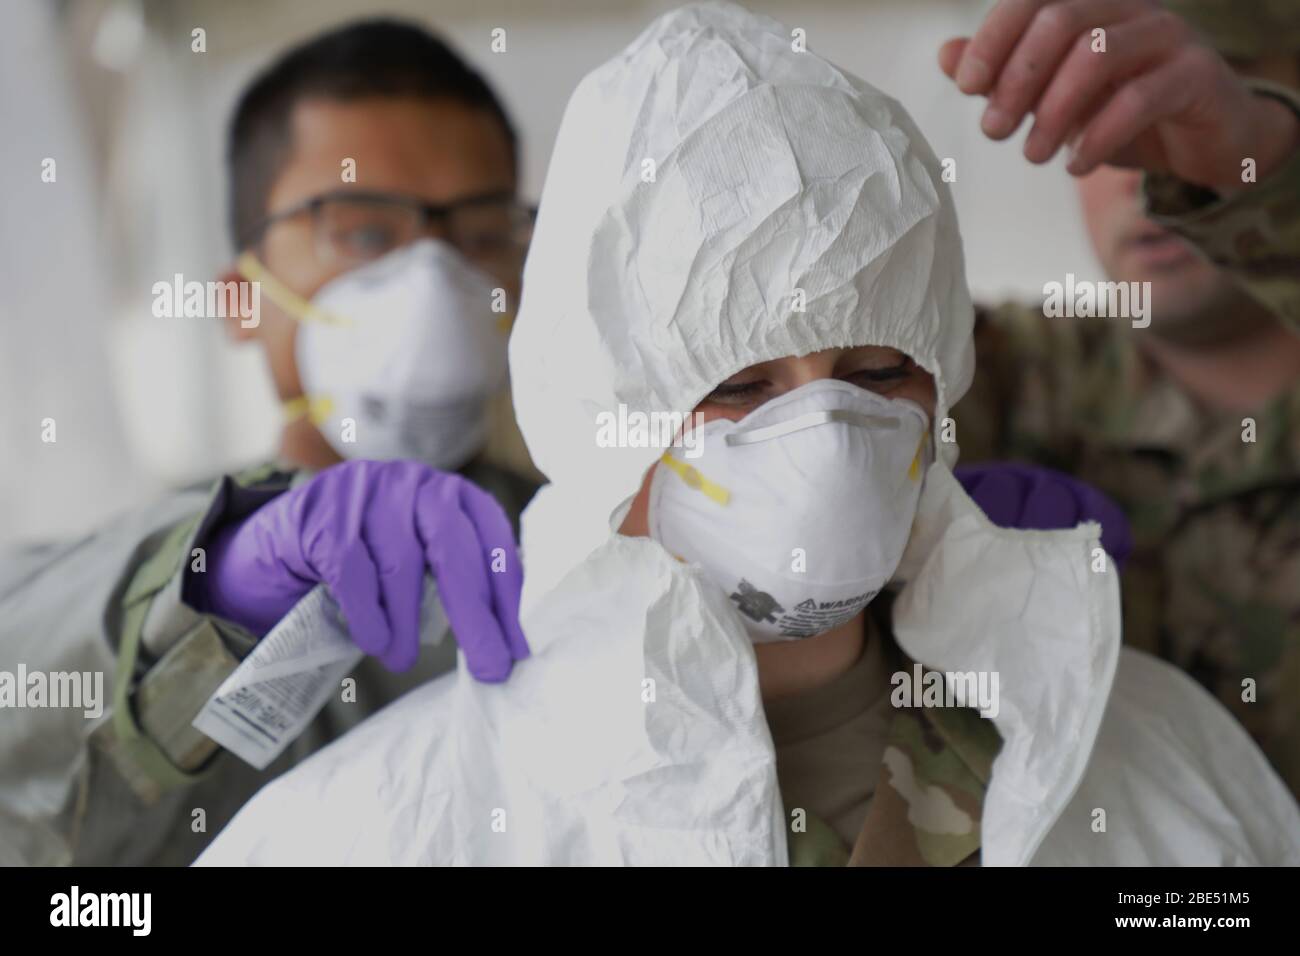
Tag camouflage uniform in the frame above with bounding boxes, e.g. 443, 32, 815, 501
790, 3, 1300, 864
787, 700, 1000, 866
1170, 0, 1300, 60
0, 456, 536, 864
787, 599, 1003, 866
955, 10, 1300, 798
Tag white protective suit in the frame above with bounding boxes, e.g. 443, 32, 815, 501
197, 2, 1300, 866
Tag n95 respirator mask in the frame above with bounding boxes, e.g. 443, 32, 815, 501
647, 378, 930, 643
248, 239, 509, 470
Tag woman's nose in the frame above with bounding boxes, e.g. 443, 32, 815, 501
778, 349, 841, 389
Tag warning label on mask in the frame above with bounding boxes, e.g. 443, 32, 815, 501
777, 593, 876, 638
728, 579, 875, 638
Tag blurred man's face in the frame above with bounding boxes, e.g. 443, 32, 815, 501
1076, 54, 1300, 344
235, 95, 517, 400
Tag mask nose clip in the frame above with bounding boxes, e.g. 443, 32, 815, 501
724, 409, 899, 447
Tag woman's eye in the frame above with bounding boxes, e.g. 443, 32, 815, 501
704, 380, 768, 405
845, 359, 913, 390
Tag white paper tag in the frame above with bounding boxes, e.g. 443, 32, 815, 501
192, 577, 447, 770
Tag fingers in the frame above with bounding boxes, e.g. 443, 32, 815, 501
1019, 471, 1082, 530
298, 461, 525, 680
297, 465, 394, 657
1066, 54, 1196, 175
943, 0, 1187, 174
1077, 484, 1134, 566
415, 475, 515, 683
952, 0, 1049, 94
963, 466, 1031, 529
979, 0, 1143, 141
456, 480, 529, 661
361, 471, 426, 673
1023, 11, 1187, 163
938, 38, 968, 80
322, 537, 394, 660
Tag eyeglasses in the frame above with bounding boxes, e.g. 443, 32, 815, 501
246, 189, 536, 275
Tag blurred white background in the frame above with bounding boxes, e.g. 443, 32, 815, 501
0, 0, 1102, 545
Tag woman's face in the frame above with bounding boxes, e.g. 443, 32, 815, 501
618, 345, 936, 537
695, 345, 936, 425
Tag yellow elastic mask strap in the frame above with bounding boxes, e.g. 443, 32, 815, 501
908, 433, 928, 482
281, 394, 334, 426
660, 453, 731, 506
236, 252, 353, 328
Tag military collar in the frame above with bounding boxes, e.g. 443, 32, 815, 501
784, 619, 1003, 867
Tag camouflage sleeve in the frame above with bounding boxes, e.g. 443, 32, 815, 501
953, 300, 1118, 473
1142, 79, 1300, 328
94, 464, 297, 798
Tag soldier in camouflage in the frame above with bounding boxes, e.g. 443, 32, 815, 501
789, 0, 1300, 867
950, 0, 1300, 798
0, 21, 538, 866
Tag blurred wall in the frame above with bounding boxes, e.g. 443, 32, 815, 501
1, 0, 1102, 544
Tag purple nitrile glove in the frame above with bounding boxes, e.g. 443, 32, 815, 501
954, 461, 1133, 568
191, 459, 528, 681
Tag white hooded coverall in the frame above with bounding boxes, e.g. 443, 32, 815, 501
197, 2, 1300, 867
